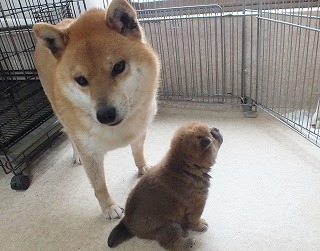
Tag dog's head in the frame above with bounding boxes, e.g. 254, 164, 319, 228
170, 121, 223, 171
33, 0, 159, 126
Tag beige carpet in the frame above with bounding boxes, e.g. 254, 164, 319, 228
1, 104, 320, 251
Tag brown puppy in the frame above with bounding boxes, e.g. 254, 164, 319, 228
108, 121, 223, 251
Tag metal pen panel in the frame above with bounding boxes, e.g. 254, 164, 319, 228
138, 5, 230, 104
255, 0, 320, 147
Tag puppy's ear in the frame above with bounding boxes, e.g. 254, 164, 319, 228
106, 0, 142, 40
33, 23, 67, 58
200, 136, 212, 150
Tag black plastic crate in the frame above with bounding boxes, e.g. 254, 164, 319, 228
0, 77, 53, 149
0, 0, 86, 190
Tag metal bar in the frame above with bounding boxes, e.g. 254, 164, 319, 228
257, 16, 320, 32
241, 0, 247, 98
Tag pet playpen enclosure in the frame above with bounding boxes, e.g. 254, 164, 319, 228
0, 0, 319, 188
131, 0, 320, 147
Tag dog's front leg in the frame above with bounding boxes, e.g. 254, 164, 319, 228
131, 132, 149, 175
80, 151, 123, 219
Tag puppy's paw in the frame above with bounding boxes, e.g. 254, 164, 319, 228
103, 204, 124, 219
137, 164, 150, 175
186, 237, 196, 250
192, 218, 208, 232
177, 237, 196, 250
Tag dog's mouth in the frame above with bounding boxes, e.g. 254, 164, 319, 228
108, 119, 123, 126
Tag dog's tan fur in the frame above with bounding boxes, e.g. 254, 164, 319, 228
108, 121, 223, 250
33, 0, 160, 218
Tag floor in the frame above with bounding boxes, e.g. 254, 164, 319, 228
1, 104, 320, 251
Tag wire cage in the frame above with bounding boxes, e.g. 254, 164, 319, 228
124, 0, 320, 147
254, 1, 320, 147
138, 4, 227, 104
0, 0, 86, 189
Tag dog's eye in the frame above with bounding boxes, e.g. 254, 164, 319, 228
112, 60, 126, 77
74, 76, 89, 87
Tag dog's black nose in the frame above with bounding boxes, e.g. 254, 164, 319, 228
96, 105, 117, 124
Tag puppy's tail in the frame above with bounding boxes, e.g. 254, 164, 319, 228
108, 220, 133, 248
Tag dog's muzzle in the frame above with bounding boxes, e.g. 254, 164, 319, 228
96, 104, 123, 126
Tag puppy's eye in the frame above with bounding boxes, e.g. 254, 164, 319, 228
112, 60, 126, 77
74, 76, 89, 87
200, 136, 212, 149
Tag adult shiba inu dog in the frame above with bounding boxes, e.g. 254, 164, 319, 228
108, 122, 223, 250
33, 0, 160, 219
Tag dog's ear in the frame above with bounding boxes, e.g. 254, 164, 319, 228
106, 0, 142, 40
33, 23, 67, 58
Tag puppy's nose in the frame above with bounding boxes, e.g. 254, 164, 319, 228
211, 127, 219, 132
96, 105, 117, 124
211, 127, 223, 144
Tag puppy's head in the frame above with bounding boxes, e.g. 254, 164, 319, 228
170, 121, 223, 171
33, 0, 159, 126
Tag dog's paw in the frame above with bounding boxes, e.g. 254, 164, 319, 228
71, 142, 81, 165
137, 164, 150, 175
103, 204, 124, 219
72, 152, 81, 165
192, 218, 208, 232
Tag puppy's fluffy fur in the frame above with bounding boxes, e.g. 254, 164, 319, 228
108, 121, 223, 251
